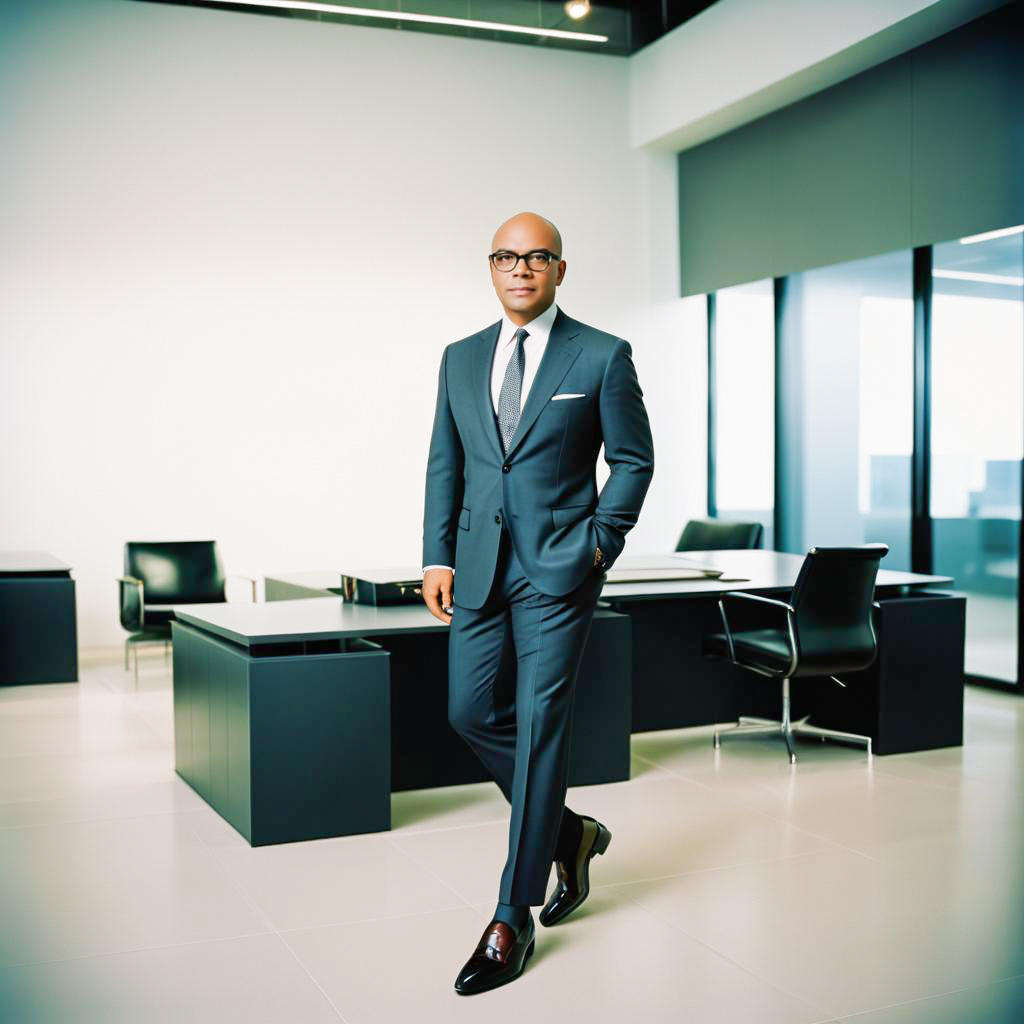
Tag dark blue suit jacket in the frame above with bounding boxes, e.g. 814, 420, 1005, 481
423, 309, 654, 609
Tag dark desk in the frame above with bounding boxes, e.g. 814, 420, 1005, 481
172, 598, 630, 845
266, 551, 963, 756
0, 551, 78, 685
191, 552, 963, 845
596, 551, 963, 757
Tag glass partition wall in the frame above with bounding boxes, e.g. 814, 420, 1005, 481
930, 231, 1023, 685
707, 224, 1023, 690
709, 279, 775, 547
778, 252, 914, 568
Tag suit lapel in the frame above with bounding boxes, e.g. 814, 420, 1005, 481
472, 321, 504, 460
469, 311, 583, 462
504, 310, 582, 459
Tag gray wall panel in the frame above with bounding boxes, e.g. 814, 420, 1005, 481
678, 116, 776, 294
769, 56, 913, 277
678, 2, 1023, 296
911, 8, 1024, 245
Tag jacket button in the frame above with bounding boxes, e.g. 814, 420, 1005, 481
502, 464, 510, 473
494, 514, 502, 524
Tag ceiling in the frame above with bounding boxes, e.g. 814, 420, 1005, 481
140, 0, 721, 56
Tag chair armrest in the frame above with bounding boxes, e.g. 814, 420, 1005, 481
720, 591, 796, 614
716, 591, 799, 677
118, 576, 144, 631
225, 574, 258, 602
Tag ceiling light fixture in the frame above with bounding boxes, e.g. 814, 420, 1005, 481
933, 269, 1024, 287
196, 0, 608, 42
565, 1, 592, 18
959, 224, 1024, 245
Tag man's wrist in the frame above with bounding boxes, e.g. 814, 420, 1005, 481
423, 565, 454, 575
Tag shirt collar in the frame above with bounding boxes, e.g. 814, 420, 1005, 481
498, 302, 558, 349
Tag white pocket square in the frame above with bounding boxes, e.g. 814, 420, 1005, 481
552, 393, 586, 401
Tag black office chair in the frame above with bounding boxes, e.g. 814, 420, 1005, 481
676, 517, 764, 552
705, 544, 887, 763
118, 541, 256, 684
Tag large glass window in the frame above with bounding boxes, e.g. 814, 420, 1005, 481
783, 252, 914, 567
931, 228, 1023, 684
712, 279, 774, 546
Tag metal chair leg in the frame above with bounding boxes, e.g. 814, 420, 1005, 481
713, 720, 782, 748
781, 725, 797, 763
133, 644, 139, 688
792, 720, 873, 757
124, 639, 129, 672
716, 673, 872, 764
780, 677, 797, 762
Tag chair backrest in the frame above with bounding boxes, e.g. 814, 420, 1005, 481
790, 545, 888, 674
676, 518, 764, 552
124, 541, 225, 604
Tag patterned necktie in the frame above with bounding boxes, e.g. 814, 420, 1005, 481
497, 327, 528, 452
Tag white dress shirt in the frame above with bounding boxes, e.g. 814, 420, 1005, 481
490, 301, 558, 415
424, 303, 559, 576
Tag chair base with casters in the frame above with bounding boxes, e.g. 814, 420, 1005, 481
706, 545, 888, 765
712, 675, 872, 765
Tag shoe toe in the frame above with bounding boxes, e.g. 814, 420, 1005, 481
540, 889, 579, 927
454, 960, 487, 993
454, 923, 534, 994
454, 955, 516, 994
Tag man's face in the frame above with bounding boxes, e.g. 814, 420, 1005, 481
489, 220, 565, 324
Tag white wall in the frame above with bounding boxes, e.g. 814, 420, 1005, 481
0, 0, 706, 647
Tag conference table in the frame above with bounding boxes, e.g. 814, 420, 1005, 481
171, 550, 963, 846
0, 550, 78, 685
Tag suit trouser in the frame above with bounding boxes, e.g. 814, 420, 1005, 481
447, 533, 603, 906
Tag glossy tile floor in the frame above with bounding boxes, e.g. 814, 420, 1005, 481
1, 649, 1023, 1023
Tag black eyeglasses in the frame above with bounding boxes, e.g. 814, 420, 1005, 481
489, 249, 562, 273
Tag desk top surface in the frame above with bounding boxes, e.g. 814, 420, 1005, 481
175, 598, 448, 646
265, 551, 952, 604
184, 550, 954, 646
175, 598, 625, 647
0, 551, 72, 574
601, 550, 951, 600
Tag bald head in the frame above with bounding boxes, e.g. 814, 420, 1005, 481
489, 212, 566, 326
491, 212, 562, 257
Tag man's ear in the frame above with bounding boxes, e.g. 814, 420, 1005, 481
556, 260, 566, 285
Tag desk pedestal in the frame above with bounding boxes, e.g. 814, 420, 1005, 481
0, 576, 77, 685
807, 593, 966, 755
172, 621, 391, 845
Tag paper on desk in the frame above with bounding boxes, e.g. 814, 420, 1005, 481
605, 567, 724, 583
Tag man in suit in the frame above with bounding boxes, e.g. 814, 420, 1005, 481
422, 212, 654, 995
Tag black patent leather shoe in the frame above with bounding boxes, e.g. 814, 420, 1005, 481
539, 815, 612, 927
453, 915, 536, 995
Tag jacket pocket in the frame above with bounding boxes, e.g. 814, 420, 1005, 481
458, 507, 471, 531
551, 504, 591, 529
